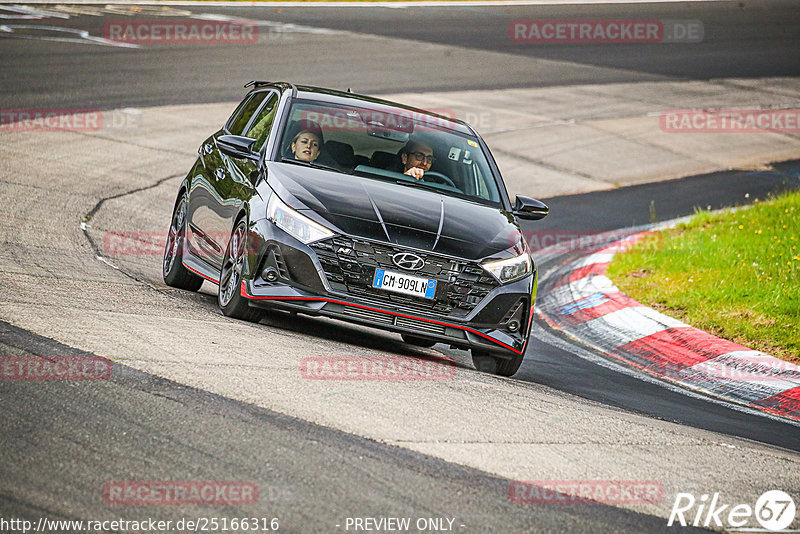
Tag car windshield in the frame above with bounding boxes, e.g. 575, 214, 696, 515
277, 99, 503, 206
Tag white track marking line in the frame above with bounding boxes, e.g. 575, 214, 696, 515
0, 5, 70, 19
0, 24, 141, 47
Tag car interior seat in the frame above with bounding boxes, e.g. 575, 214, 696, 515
370, 150, 403, 172
324, 141, 355, 169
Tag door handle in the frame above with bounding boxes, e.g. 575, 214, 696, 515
214, 168, 226, 181
204, 143, 214, 155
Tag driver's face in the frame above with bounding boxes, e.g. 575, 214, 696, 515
402, 143, 434, 172
292, 132, 321, 162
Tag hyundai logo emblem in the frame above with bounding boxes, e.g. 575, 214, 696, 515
392, 252, 425, 271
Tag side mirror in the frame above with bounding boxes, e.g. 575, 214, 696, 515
217, 135, 258, 161
513, 196, 549, 220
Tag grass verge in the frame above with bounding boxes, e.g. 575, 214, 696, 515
606, 189, 800, 363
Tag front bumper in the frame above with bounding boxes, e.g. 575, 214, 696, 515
242, 219, 537, 357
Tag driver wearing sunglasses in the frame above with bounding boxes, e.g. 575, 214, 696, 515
400, 140, 435, 180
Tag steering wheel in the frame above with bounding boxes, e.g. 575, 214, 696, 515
421, 171, 457, 189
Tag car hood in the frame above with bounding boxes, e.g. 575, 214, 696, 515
265, 163, 523, 260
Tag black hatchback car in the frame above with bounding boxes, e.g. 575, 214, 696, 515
163, 82, 548, 376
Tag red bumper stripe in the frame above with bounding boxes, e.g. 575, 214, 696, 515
240, 281, 523, 355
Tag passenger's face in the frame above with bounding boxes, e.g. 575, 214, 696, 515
403, 143, 434, 172
292, 132, 321, 162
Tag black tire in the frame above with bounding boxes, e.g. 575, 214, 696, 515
218, 219, 262, 322
401, 334, 437, 348
163, 193, 204, 291
471, 350, 524, 377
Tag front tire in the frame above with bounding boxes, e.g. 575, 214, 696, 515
218, 219, 262, 323
163, 193, 204, 292
471, 350, 524, 377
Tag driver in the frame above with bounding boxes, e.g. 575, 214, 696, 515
400, 140, 435, 180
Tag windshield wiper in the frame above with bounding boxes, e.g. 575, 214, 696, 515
280, 157, 348, 174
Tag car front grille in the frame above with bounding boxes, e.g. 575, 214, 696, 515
395, 317, 446, 335
310, 237, 499, 317
340, 305, 395, 326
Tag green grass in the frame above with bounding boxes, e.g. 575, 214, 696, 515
606, 190, 800, 363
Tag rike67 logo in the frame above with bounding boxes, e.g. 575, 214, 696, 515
668, 490, 796, 531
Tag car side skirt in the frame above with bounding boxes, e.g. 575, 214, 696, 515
182, 255, 220, 285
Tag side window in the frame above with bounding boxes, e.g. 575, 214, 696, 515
245, 93, 279, 152
227, 91, 269, 135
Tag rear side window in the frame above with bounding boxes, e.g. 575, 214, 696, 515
245, 93, 279, 152
227, 91, 269, 135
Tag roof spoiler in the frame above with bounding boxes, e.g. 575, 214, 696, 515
244, 81, 298, 97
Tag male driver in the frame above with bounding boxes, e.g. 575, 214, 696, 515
400, 140, 435, 180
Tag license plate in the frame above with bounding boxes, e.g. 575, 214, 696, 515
372, 268, 437, 299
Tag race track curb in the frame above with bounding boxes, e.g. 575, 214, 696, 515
535, 230, 800, 423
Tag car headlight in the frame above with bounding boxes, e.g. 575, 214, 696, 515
266, 194, 334, 244
481, 253, 531, 284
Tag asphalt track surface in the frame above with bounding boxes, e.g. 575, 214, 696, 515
0, 1, 797, 109
1, 322, 688, 533
1, 1, 800, 531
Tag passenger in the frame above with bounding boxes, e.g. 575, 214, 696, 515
291, 129, 322, 163
400, 140, 435, 180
